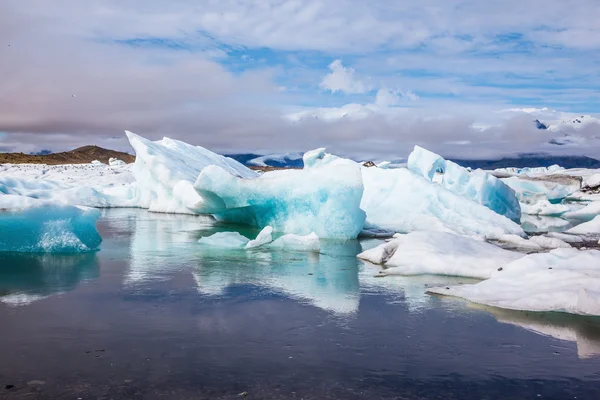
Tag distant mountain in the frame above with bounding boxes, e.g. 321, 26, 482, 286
0, 145, 135, 165
452, 155, 600, 170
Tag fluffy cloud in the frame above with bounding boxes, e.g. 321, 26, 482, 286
319, 60, 372, 94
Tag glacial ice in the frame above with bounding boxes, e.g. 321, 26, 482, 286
502, 176, 580, 203
126, 130, 258, 214
566, 216, 600, 236
193, 164, 365, 239
563, 201, 600, 222
0, 195, 102, 252
519, 199, 570, 216
357, 231, 522, 279
359, 166, 524, 239
197, 226, 320, 252
407, 146, 521, 222
428, 249, 600, 316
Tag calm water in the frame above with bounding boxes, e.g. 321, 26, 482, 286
1, 209, 600, 400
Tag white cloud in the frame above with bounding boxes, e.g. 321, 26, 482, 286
319, 60, 372, 94
375, 88, 419, 107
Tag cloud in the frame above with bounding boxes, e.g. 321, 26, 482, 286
319, 60, 372, 94
1, 0, 600, 161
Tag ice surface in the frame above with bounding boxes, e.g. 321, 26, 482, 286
428, 248, 600, 316
193, 164, 365, 239
198, 232, 250, 248
108, 157, 126, 166
545, 231, 585, 244
197, 227, 320, 252
563, 202, 600, 222
520, 199, 570, 216
502, 176, 580, 203
360, 167, 524, 239
407, 146, 521, 222
302, 148, 357, 168
269, 232, 320, 252
566, 216, 600, 235
520, 214, 571, 233
126, 130, 258, 214
246, 226, 273, 249
0, 195, 102, 252
357, 232, 522, 279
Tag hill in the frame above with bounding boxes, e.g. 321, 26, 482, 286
0, 146, 135, 165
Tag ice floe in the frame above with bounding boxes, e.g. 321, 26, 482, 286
428, 248, 600, 316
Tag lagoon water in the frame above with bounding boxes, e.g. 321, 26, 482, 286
1, 209, 600, 399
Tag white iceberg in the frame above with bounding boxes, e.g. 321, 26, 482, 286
502, 176, 580, 203
108, 157, 127, 166
520, 199, 570, 216
566, 216, 600, 236
246, 226, 274, 249
357, 231, 522, 279
360, 167, 524, 239
197, 226, 320, 252
268, 232, 320, 252
428, 248, 600, 315
193, 164, 365, 239
197, 231, 250, 248
0, 195, 102, 252
563, 201, 600, 222
126, 130, 258, 214
407, 146, 521, 222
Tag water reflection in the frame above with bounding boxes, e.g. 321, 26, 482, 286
0, 252, 99, 306
479, 306, 600, 359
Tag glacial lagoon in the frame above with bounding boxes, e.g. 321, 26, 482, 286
1, 209, 599, 399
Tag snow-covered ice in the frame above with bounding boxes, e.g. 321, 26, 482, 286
126, 130, 258, 214
428, 248, 600, 316
357, 231, 522, 279
0, 195, 102, 252
197, 227, 320, 252
563, 202, 600, 222
407, 146, 521, 222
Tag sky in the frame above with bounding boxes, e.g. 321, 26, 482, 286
1, 0, 600, 160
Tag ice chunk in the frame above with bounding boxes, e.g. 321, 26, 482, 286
90, 160, 103, 165
302, 148, 357, 168
126, 130, 258, 214
358, 232, 522, 279
198, 232, 249, 248
0, 195, 102, 253
246, 226, 273, 249
545, 231, 585, 244
520, 199, 569, 216
428, 248, 600, 316
520, 214, 571, 233
360, 167, 524, 240
108, 157, 127, 166
269, 232, 320, 252
407, 146, 521, 222
529, 235, 571, 249
566, 216, 600, 236
563, 201, 600, 222
193, 164, 365, 239
502, 176, 580, 203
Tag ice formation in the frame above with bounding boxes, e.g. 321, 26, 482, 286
357, 232, 522, 279
563, 202, 600, 222
407, 146, 521, 222
193, 164, 365, 239
197, 226, 320, 252
0, 195, 102, 252
566, 216, 600, 235
359, 167, 524, 239
126, 130, 258, 214
502, 176, 580, 203
428, 249, 600, 316
519, 199, 569, 216
109, 157, 127, 166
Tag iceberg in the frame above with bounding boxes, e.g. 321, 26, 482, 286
358, 231, 522, 279
428, 248, 600, 316
519, 199, 570, 216
0, 195, 102, 253
563, 201, 600, 222
566, 216, 600, 236
197, 227, 320, 252
407, 146, 521, 222
360, 167, 524, 239
193, 164, 365, 239
126, 130, 258, 214
502, 176, 580, 203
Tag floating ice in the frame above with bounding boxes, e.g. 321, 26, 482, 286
126, 130, 258, 214
0, 195, 102, 253
502, 176, 580, 203
360, 167, 524, 239
109, 157, 126, 166
520, 199, 570, 216
566, 216, 600, 236
407, 146, 521, 222
197, 226, 320, 252
193, 164, 365, 239
563, 202, 600, 222
428, 248, 600, 316
358, 232, 522, 279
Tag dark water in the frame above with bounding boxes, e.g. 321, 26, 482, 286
1, 209, 600, 400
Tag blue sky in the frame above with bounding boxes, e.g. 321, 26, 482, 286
1, 0, 599, 158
